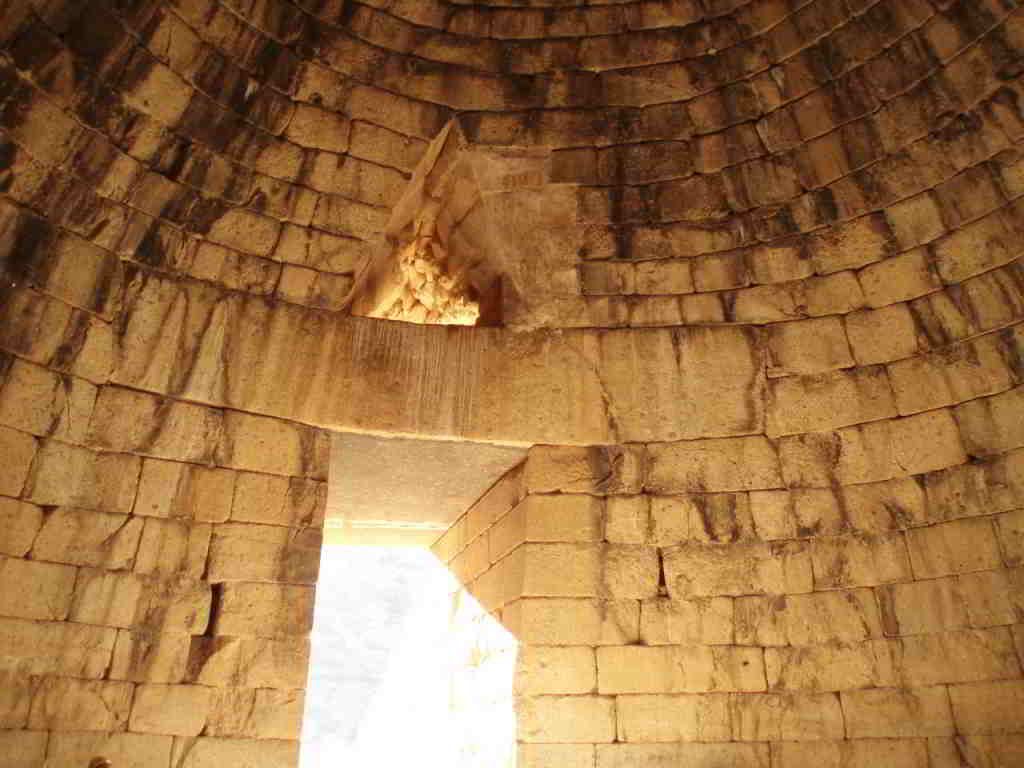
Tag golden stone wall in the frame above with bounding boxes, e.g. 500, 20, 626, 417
0, 0, 1022, 765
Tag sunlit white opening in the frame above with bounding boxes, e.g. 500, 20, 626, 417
300, 546, 518, 768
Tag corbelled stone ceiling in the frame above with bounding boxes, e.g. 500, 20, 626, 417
0, 0, 1023, 765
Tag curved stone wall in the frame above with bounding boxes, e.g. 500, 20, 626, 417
0, 0, 1022, 764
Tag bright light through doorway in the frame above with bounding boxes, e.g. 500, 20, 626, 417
299, 546, 518, 768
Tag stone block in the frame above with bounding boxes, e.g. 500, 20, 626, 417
859, 248, 941, 308
809, 213, 896, 274
647, 437, 783, 493
0, 616, 115, 678
639, 598, 733, 645
597, 742, 769, 768
771, 739, 928, 768
519, 744, 595, 768
735, 589, 883, 646
766, 317, 853, 377
885, 193, 946, 249
810, 532, 912, 588
663, 541, 811, 598
0, 730, 47, 767
959, 568, 1024, 627
130, 683, 212, 736
616, 693, 731, 742
89, 387, 223, 464
597, 645, 765, 694
877, 577, 969, 636
521, 543, 602, 597
525, 445, 644, 495
0, 357, 65, 436
516, 646, 596, 695
503, 598, 639, 646
907, 518, 1002, 578
898, 628, 1021, 686
766, 366, 897, 437
647, 496, 692, 545
217, 582, 315, 638
605, 496, 649, 544
997, 508, 1024, 567
955, 386, 1024, 457
602, 545, 659, 599
31, 507, 143, 569
169, 737, 300, 768
765, 641, 896, 691
25, 441, 140, 514
208, 522, 320, 584
0, 556, 76, 621
45, 732, 173, 768
69, 569, 146, 629
206, 688, 304, 739
518, 695, 615, 743
216, 411, 324, 478
748, 491, 795, 540
842, 687, 955, 738
134, 458, 236, 523
845, 304, 919, 365
730, 692, 845, 741
109, 629, 190, 684
28, 677, 133, 731
0, 426, 35, 497
285, 104, 351, 153
0, 498, 43, 557
949, 679, 1024, 733
135, 518, 211, 578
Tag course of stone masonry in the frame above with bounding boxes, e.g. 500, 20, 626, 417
0, 0, 1023, 765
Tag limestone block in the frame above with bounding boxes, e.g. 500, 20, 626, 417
169, 737, 300, 768
216, 411, 324, 478
285, 104, 351, 152
31, 507, 143, 569
0, 357, 65, 436
491, 495, 603, 559
0, 730, 46, 767
206, 688, 304, 739
465, 466, 523, 541
953, 733, 1024, 768
515, 646, 596, 695
518, 695, 615, 743
616, 693, 731, 742
635, 259, 694, 294
809, 213, 896, 274
730, 692, 845, 742
877, 577, 969, 636
746, 490, 793, 540
24, 441, 140, 514
217, 582, 315, 638
687, 493, 756, 543
502, 598, 639, 646
0, 616, 115, 678
663, 541, 812, 598
207, 522, 321, 584
931, 208, 1019, 284
766, 367, 897, 438
597, 645, 765, 694
519, 744, 595, 768
28, 677, 133, 731
0, 498, 43, 557
597, 743, 769, 768
89, 387, 223, 464
648, 496, 693, 545
959, 568, 1024, 627
955, 385, 1024, 457
110, 629, 190, 683
605, 496, 649, 544
522, 543, 602, 597
949, 679, 1024, 733
134, 458, 236, 523
136, 518, 210, 577
71, 570, 211, 634
885, 193, 946, 250
923, 450, 1024, 522
772, 739, 928, 768
997, 508, 1024, 566
765, 641, 896, 691
810, 532, 912, 588
647, 436, 783, 493
45, 732, 173, 768
204, 209, 281, 258
907, 518, 1001, 578
779, 410, 967, 487
129, 683, 212, 736
0, 426, 35, 497
735, 589, 883, 646
525, 445, 644, 495
840, 478, 928, 532
51, 376, 98, 443
0, 557, 76, 621
640, 597, 733, 645
845, 304, 919, 365
842, 687, 955, 738
0, 672, 34, 728
898, 628, 1021, 686
602, 545, 659, 598
802, 271, 866, 316
859, 249, 942, 309
766, 317, 853, 377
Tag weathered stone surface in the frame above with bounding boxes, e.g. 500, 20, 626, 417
0, 617, 115, 678
516, 646, 596, 695
28, 677, 133, 731
597, 743, 770, 768
110, 630, 190, 684
639, 598, 733, 645
169, 737, 300, 768
0, 426, 35, 498
24, 441, 140, 514
46, 732, 173, 768
597, 645, 766, 694
647, 437, 783, 493
735, 589, 883, 646
765, 641, 896, 691
772, 739, 928, 768
503, 598, 639, 646
525, 445, 643, 495
0, 498, 43, 557
130, 683, 212, 736
208, 522, 321, 584
0, 730, 47, 767
518, 695, 615, 743
616, 694, 732, 742
842, 687, 955, 738
216, 582, 315, 638
0, 557, 76, 621
31, 507, 143, 569
134, 459, 236, 523
663, 541, 811, 598
877, 578, 970, 636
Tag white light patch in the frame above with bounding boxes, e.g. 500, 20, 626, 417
300, 546, 518, 768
